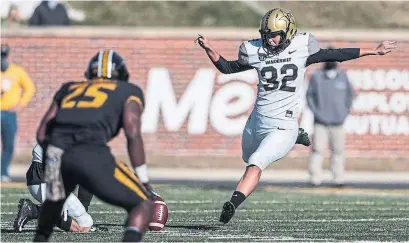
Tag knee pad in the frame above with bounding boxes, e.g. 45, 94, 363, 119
64, 193, 93, 227
75, 212, 93, 227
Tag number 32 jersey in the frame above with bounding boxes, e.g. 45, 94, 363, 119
49, 79, 145, 149
239, 33, 320, 129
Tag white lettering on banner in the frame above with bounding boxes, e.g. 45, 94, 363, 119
345, 115, 409, 135
216, 70, 258, 85
142, 69, 256, 136
353, 92, 409, 113
390, 93, 408, 113
210, 82, 254, 136
142, 68, 216, 134
347, 69, 409, 91
142, 68, 408, 136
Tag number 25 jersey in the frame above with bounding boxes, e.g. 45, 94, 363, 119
49, 79, 145, 149
239, 32, 320, 129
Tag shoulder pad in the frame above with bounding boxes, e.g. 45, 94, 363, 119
124, 81, 142, 91
125, 82, 144, 98
125, 85, 145, 109
247, 39, 262, 48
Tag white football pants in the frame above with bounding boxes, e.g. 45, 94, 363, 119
241, 116, 299, 170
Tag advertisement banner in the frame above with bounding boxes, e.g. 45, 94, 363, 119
2, 31, 408, 157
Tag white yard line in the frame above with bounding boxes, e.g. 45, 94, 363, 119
1, 210, 409, 223
209, 235, 330, 241
2, 197, 409, 206
1, 207, 409, 215
1, 201, 104, 206
168, 218, 409, 223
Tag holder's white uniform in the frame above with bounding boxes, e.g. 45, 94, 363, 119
29, 144, 93, 227
239, 33, 320, 170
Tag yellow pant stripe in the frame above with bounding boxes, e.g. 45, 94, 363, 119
115, 159, 146, 191
114, 168, 147, 200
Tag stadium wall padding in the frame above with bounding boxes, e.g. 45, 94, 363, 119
2, 28, 409, 158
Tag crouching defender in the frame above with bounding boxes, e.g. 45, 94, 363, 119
13, 143, 94, 233
34, 49, 155, 242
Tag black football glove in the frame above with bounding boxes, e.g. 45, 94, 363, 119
143, 182, 159, 201
296, 128, 311, 147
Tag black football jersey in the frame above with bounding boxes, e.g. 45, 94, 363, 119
48, 79, 144, 149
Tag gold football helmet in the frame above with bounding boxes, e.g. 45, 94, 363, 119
259, 8, 297, 54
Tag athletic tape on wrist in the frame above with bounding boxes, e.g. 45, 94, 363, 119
134, 164, 149, 183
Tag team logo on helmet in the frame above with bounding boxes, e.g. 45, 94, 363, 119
259, 8, 297, 55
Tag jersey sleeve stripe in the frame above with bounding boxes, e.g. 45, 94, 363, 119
126, 95, 143, 110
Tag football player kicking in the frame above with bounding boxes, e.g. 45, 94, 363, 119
33, 50, 156, 242
196, 8, 397, 224
13, 143, 94, 233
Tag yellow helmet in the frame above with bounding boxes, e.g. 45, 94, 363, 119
259, 8, 297, 54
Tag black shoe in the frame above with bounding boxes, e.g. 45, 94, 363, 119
296, 128, 311, 146
219, 201, 235, 224
13, 199, 35, 232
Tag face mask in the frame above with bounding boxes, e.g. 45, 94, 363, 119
1, 57, 9, 72
47, 0, 59, 9
325, 70, 338, 79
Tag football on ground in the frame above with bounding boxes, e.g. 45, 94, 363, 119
149, 196, 168, 231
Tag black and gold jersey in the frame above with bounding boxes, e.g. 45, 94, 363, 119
48, 79, 144, 149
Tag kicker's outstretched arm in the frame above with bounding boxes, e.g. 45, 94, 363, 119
196, 34, 254, 74
306, 40, 397, 66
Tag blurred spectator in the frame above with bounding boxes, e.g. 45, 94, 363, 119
306, 56, 355, 187
29, 0, 70, 26
1, 4, 21, 28
1, 44, 36, 182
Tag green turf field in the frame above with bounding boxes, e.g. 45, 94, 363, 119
1, 184, 408, 242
